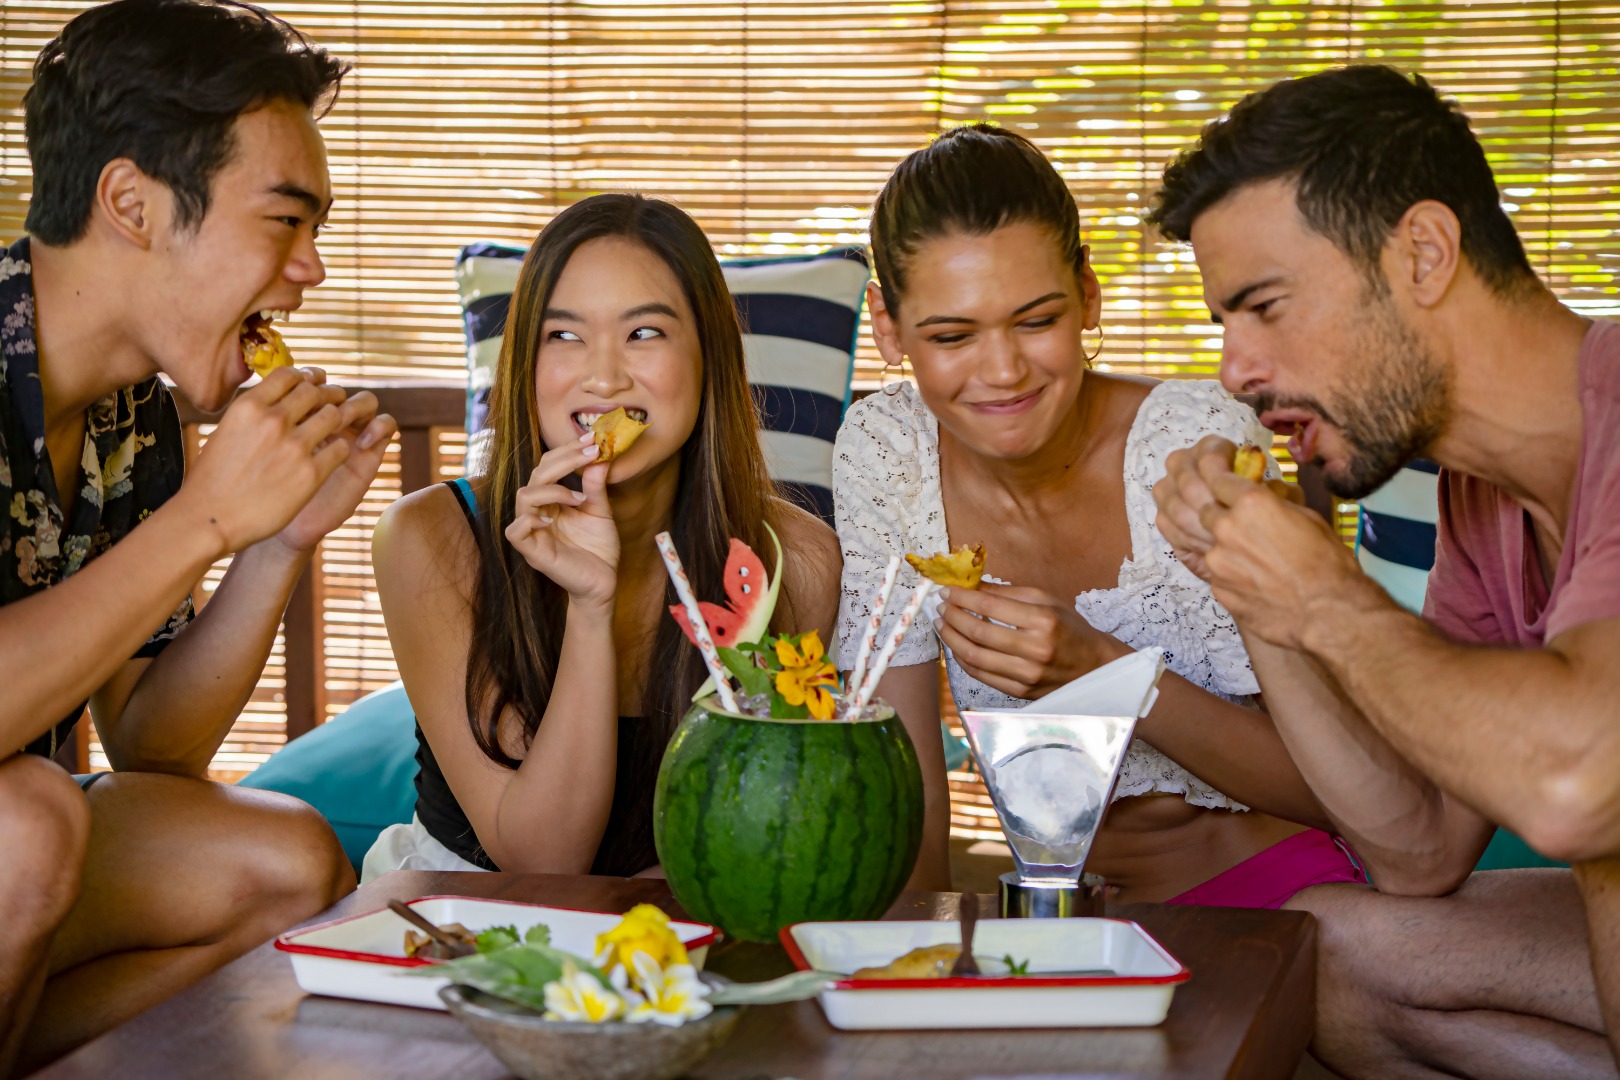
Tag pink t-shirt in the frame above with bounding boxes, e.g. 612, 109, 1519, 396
1424, 319, 1620, 647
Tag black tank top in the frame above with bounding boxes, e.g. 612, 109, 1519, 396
412, 479, 660, 876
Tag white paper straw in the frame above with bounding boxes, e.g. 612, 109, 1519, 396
855, 581, 936, 710
845, 556, 901, 716
655, 531, 740, 713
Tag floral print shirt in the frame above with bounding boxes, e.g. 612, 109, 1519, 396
1, 237, 194, 759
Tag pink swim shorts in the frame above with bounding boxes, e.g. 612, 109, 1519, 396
1164, 828, 1368, 910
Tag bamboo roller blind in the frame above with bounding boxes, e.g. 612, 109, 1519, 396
5, 1, 1616, 386
2, 0, 1617, 777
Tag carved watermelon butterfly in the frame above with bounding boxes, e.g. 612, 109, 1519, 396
668, 523, 782, 649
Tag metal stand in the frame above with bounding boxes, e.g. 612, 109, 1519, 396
998, 873, 1104, 919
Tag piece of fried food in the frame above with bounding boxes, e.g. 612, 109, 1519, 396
851, 943, 962, 980
403, 922, 477, 960
590, 406, 650, 463
905, 543, 987, 589
241, 315, 294, 377
1232, 445, 1267, 482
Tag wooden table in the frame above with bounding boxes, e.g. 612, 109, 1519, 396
34, 871, 1316, 1080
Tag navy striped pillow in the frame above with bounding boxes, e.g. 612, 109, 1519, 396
455, 243, 867, 523
1355, 459, 1440, 613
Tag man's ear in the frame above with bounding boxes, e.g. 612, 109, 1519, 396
866, 280, 905, 367
94, 158, 161, 250
1391, 200, 1462, 308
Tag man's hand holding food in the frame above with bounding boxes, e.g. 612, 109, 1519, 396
1152, 434, 1378, 652
175, 366, 396, 560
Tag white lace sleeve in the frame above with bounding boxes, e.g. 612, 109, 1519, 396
832, 388, 944, 672
1116, 379, 1275, 700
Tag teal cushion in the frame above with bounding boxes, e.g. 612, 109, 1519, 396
239, 681, 417, 871
1475, 828, 1568, 872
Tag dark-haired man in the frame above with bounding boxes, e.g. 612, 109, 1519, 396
0, 0, 395, 1072
1151, 64, 1619, 1076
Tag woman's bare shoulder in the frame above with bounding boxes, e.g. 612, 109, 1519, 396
1093, 370, 1158, 406
374, 481, 482, 602
771, 497, 839, 562
769, 497, 842, 636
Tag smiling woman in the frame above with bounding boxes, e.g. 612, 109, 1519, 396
836, 124, 1367, 900
365, 193, 842, 882
531, 233, 703, 490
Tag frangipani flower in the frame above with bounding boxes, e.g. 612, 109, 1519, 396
774, 630, 839, 720
624, 952, 713, 1028
542, 961, 628, 1023
594, 904, 689, 975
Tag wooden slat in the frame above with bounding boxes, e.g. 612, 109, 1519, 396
171, 380, 463, 429
397, 427, 434, 497
281, 564, 321, 741
5, 1, 1613, 391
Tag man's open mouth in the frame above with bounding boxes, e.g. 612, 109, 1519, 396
241, 310, 294, 376
1260, 409, 1320, 463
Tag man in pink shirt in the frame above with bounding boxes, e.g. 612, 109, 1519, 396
1151, 66, 1620, 1076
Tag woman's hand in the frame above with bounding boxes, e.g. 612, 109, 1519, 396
504, 436, 619, 608
935, 583, 1127, 700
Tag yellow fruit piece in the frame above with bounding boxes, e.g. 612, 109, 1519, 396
905, 543, 987, 589
1232, 445, 1267, 482
242, 321, 294, 377
590, 407, 650, 463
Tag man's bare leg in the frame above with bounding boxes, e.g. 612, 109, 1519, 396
1575, 858, 1620, 1062
14, 773, 354, 1073
1289, 870, 1613, 1080
0, 757, 89, 1079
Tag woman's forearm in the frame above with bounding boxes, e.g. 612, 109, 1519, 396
873, 663, 953, 891
488, 598, 623, 872
1134, 670, 1332, 830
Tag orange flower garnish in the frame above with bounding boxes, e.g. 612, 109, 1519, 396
773, 630, 839, 720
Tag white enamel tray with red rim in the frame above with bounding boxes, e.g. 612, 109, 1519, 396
781, 916, 1189, 1030
275, 896, 720, 1010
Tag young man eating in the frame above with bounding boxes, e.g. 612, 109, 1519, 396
0, 1, 396, 1072
1150, 65, 1618, 1077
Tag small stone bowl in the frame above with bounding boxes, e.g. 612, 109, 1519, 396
439, 985, 742, 1080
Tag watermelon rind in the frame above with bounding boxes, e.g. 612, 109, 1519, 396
653, 697, 925, 944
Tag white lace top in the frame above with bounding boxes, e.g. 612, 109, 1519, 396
833, 379, 1278, 811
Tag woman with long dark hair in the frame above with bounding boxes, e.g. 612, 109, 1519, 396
365, 194, 839, 878
838, 125, 1367, 900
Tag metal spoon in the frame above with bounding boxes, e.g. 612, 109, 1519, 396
948, 892, 981, 976
388, 899, 477, 958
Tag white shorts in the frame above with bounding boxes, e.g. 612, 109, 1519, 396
361, 813, 489, 883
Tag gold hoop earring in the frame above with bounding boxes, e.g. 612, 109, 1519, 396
1083, 326, 1105, 364
881, 354, 912, 395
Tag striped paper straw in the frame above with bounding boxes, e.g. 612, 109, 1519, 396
855, 580, 936, 711
655, 531, 740, 713
844, 556, 901, 718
